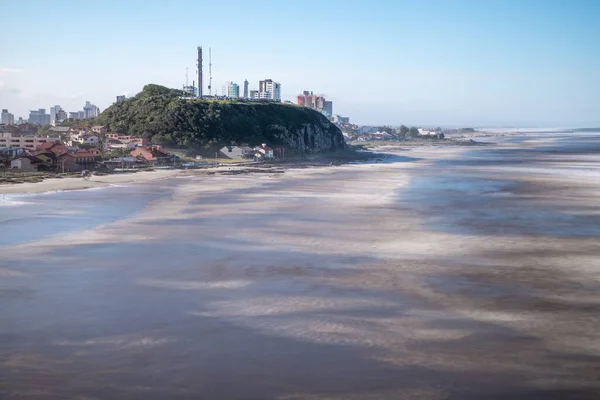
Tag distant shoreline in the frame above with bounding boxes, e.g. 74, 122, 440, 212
0, 149, 378, 195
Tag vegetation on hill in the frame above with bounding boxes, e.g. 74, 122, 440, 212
93, 84, 345, 153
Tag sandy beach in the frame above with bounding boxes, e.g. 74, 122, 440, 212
1, 133, 600, 399
0, 169, 186, 194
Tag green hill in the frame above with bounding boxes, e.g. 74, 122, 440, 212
94, 84, 346, 153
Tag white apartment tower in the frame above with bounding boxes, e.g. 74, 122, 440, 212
258, 79, 281, 101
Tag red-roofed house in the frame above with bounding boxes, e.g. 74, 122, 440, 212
130, 145, 170, 163
37, 141, 68, 156
254, 144, 274, 159
59, 150, 98, 172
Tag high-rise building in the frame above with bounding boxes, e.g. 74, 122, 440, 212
249, 90, 259, 99
56, 108, 68, 124
305, 94, 314, 108
222, 81, 239, 98
258, 79, 281, 101
28, 109, 51, 125
69, 111, 86, 120
83, 101, 99, 119
50, 105, 63, 125
315, 96, 325, 112
323, 101, 333, 117
243, 80, 249, 99
228, 82, 239, 98
1, 109, 15, 125
297, 91, 333, 117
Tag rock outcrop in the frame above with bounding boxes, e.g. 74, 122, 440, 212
95, 84, 346, 154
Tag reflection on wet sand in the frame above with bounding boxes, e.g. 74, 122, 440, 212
1, 134, 600, 399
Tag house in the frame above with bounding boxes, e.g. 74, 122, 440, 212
105, 133, 148, 147
219, 146, 255, 160
86, 148, 102, 156
128, 137, 148, 146
103, 157, 141, 170
91, 125, 107, 134
10, 155, 41, 172
130, 145, 170, 163
35, 151, 58, 170
254, 144, 274, 159
69, 134, 99, 147
69, 125, 90, 133
37, 141, 68, 156
59, 150, 98, 172
48, 126, 70, 135
105, 138, 139, 151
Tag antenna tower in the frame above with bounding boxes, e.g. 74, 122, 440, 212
208, 47, 212, 96
197, 46, 203, 98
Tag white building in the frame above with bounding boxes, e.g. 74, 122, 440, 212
222, 81, 240, 98
258, 79, 281, 101
10, 156, 38, 172
219, 146, 254, 160
1, 109, 14, 125
0, 132, 59, 150
69, 133, 99, 147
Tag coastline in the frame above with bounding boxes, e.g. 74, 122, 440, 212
0, 169, 185, 195
0, 148, 382, 195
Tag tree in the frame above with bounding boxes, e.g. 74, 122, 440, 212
409, 126, 420, 137
399, 125, 409, 137
37, 124, 52, 134
377, 125, 394, 135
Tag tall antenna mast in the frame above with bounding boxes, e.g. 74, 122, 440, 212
208, 47, 212, 96
197, 46, 203, 98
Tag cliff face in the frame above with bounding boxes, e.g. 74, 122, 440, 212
95, 84, 345, 154
264, 122, 346, 153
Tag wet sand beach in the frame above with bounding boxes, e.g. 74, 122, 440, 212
1, 133, 600, 399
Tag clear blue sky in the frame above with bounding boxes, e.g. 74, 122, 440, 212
1, 0, 599, 127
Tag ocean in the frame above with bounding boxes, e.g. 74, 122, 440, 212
1, 131, 600, 399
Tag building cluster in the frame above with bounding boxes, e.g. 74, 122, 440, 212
0, 123, 174, 173
296, 91, 333, 118
221, 79, 281, 101
0, 101, 100, 128
295, 91, 350, 125
217, 143, 285, 161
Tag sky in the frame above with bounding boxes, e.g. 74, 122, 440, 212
1, 0, 599, 127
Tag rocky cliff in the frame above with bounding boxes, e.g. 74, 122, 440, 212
94, 84, 346, 154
